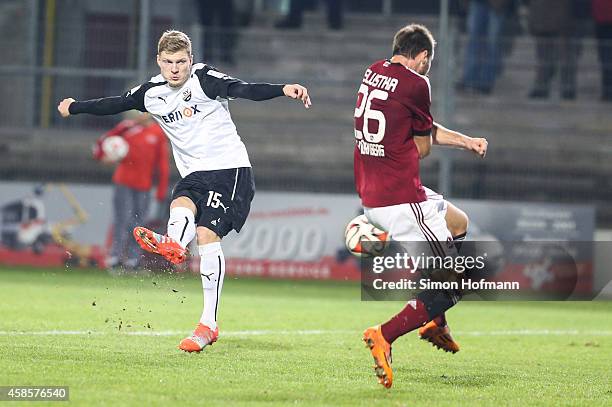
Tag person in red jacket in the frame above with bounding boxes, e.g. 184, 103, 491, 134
94, 113, 170, 269
593, 0, 612, 101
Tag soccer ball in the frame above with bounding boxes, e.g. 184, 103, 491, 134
344, 214, 389, 257
101, 136, 129, 162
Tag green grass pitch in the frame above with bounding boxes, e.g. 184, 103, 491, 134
0, 266, 610, 406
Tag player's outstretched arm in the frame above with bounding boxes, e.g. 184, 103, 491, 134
200, 66, 311, 108
57, 93, 143, 118
432, 122, 488, 158
225, 82, 311, 108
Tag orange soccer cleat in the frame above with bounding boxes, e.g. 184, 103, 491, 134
133, 226, 187, 264
178, 323, 219, 353
363, 325, 393, 389
418, 320, 460, 354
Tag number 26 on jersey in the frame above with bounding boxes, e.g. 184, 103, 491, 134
355, 85, 387, 157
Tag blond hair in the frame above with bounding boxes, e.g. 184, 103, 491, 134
157, 30, 192, 55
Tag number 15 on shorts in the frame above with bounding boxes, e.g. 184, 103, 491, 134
206, 191, 228, 213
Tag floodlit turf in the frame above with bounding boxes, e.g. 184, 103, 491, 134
0, 266, 611, 406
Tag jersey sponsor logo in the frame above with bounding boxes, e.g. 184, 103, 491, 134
182, 88, 192, 101
161, 104, 201, 123
362, 68, 399, 93
157, 96, 167, 103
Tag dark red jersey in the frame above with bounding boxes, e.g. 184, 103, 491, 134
353, 59, 433, 207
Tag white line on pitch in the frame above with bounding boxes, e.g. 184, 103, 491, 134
0, 329, 611, 337
0, 329, 353, 337
455, 329, 612, 336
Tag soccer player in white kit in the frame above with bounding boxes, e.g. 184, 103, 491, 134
58, 30, 311, 352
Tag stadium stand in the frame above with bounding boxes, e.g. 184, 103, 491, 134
1, 11, 611, 224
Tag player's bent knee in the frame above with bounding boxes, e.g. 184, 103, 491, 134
171, 196, 197, 213
445, 203, 469, 237
197, 226, 221, 245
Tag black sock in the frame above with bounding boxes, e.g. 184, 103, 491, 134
453, 232, 467, 252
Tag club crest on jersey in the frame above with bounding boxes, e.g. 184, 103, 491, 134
182, 88, 192, 101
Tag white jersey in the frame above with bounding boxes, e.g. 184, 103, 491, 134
128, 63, 251, 177
70, 63, 286, 177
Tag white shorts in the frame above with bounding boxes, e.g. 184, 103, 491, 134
423, 186, 448, 217
364, 186, 453, 257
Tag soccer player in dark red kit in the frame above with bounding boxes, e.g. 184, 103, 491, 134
354, 24, 488, 388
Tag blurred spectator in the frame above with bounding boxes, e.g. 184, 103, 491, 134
276, 0, 343, 30
94, 113, 169, 270
234, 0, 255, 27
196, 0, 236, 65
527, 0, 579, 99
457, 0, 515, 94
593, 0, 612, 101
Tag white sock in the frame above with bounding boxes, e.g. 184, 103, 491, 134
198, 242, 225, 330
167, 207, 196, 248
